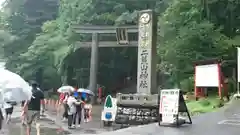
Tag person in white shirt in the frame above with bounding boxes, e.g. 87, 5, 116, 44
4, 102, 13, 124
67, 92, 81, 129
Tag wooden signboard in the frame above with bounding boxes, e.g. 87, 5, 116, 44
158, 89, 192, 127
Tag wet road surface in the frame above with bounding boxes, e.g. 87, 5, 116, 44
45, 105, 125, 135
0, 104, 126, 135
0, 106, 72, 135
94, 99, 240, 135
0, 117, 71, 135
3, 99, 240, 135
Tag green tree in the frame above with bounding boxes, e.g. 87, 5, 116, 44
158, 0, 236, 90
2, 0, 59, 89
22, 0, 166, 89
3, 0, 239, 93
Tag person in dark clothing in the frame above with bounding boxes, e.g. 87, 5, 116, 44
63, 104, 68, 119
0, 109, 3, 130
62, 93, 69, 121
73, 93, 82, 127
4, 102, 13, 124
22, 82, 44, 135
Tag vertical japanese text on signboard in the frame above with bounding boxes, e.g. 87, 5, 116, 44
137, 13, 151, 93
137, 10, 157, 94
139, 50, 148, 89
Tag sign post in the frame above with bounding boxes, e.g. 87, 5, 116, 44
194, 59, 228, 100
158, 89, 192, 127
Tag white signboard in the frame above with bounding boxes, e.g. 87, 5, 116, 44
162, 114, 175, 123
159, 89, 180, 123
195, 64, 219, 87
101, 95, 117, 122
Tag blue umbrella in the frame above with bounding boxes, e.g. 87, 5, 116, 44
81, 92, 87, 99
77, 88, 94, 96
73, 91, 79, 98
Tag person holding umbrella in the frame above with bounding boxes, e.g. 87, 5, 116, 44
77, 88, 94, 122
66, 91, 81, 129
57, 85, 74, 121
73, 90, 83, 128
0, 69, 32, 130
83, 96, 92, 122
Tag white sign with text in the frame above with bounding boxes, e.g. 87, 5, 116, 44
159, 89, 180, 123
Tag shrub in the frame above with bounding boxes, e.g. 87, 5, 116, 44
213, 99, 224, 108
180, 77, 194, 92
199, 99, 211, 107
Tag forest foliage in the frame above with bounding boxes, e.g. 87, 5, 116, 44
0, 0, 239, 92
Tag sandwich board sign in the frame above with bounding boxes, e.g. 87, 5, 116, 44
101, 95, 117, 126
158, 89, 192, 127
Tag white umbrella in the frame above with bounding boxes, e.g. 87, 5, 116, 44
77, 88, 94, 96
57, 86, 74, 93
0, 69, 32, 102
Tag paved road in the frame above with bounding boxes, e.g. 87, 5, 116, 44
93, 99, 240, 135
45, 105, 122, 135
3, 99, 240, 135
0, 106, 69, 135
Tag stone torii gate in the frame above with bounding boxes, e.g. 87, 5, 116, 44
72, 10, 157, 95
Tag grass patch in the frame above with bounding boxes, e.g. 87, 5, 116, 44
186, 96, 226, 116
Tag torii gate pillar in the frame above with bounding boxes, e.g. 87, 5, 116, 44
89, 33, 99, 96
